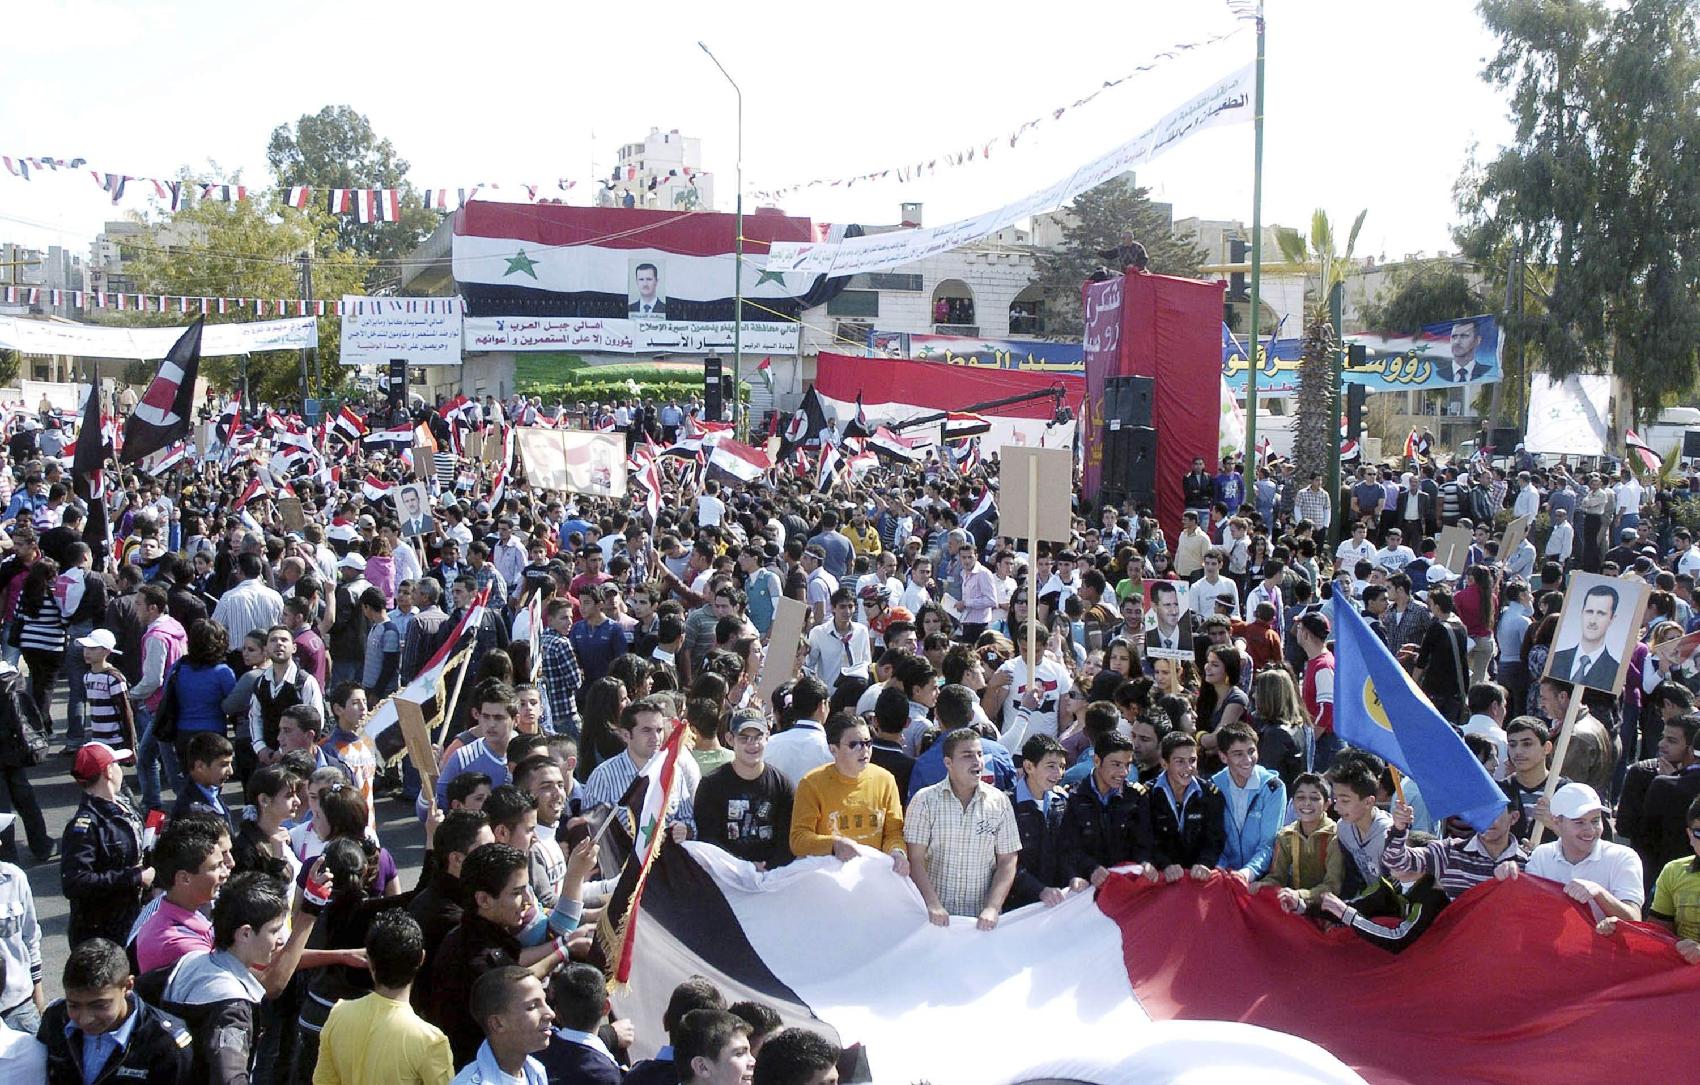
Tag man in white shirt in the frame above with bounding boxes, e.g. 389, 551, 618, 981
764, 674, 833, 786
696, 479, 727, 528
899, 554, 933, 616
1373, 527, 1416, 576
1612, 471, 1644, 535
805, 588, 872, 686
1545, 506, 1575, 565
1506, 783, 1643, 922
1675, 528, 1700, 578
1460, 681, 1511, 780
1334, 522, 1376, 568
1512, 472, 1541, 520
1184, 550, 1240, 620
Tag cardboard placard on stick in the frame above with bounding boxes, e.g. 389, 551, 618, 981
1435, 525, 1472, 574
998, 448, 1074, 543
1500, 514, 1533, 561
757, 596, 809, 706
412, 444, 435, 481
461, 430, 484, 463
394, 695, 439, 807
275, 496, 305, 533
482, 427, 504, 465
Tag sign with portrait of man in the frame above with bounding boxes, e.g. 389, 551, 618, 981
1542, 571, 1650, 694
393, 481, 436, 538
1142, 577, 1195, 662
516, 428, 628, 498
628, 257, 667, 319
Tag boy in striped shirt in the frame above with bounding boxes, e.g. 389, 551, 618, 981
76, 630, 136, 753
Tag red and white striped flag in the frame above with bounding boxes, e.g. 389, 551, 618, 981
327, 189, 353, 214
1625, 429, 1662, 474
361, 475, 392, 502
285, 186, 311, 210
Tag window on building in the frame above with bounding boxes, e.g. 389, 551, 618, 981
827, 290, 879, 318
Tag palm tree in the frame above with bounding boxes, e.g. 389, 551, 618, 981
1277, 209, 1367, 485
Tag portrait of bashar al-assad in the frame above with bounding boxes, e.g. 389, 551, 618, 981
1446, 318, 1491, 383
394, 482, 435, 538
1543, 572, 1649, 695
628, 259, 667, 319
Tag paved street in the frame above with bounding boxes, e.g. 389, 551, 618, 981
7, 689, 428, 1004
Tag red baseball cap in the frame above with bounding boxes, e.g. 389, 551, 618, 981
72, 741, 136, 783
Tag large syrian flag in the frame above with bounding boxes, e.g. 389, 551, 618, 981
120, 319, 203, 464
613, 846, 1700, 1085
70, 380, 111, 561
707, 438, 771, 484
451, 203, 850, 321
361, 587, 490, 762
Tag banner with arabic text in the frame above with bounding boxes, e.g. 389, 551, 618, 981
464, 316, 800, 356
0, 315, 317, 360
869, 330, 1083, 372
340, 297, 464, 366
1222, 314, 1502, 395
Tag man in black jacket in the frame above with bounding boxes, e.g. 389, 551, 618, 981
61, 742, 151, 947
409, 808, 494, 1008
1005, 734, 1076, 908
1182, 458, 1214, 517
1137, 732, 1226, 882
1058, 732, 1142, 887
39, 937, 193, 1084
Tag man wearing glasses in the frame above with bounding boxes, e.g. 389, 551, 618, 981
790, 713, 909, 878
694, 712, 795, 870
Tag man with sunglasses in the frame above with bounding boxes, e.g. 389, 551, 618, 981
790, 713, 909, 877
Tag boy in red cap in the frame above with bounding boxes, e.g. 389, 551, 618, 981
60, 742, 154, 947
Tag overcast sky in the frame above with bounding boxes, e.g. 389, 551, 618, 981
2, 0, 1512, 265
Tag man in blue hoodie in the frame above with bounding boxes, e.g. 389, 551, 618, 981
1212, 722, 1287, 882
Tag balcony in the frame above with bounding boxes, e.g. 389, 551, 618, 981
934, 323, 979, 336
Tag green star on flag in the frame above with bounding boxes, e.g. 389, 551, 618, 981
754, 268, 788, 287
504, 249, 540, 279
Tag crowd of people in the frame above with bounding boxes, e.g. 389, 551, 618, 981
0, 386, 1693, 1085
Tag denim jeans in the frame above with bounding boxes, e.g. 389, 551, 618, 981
0, 998, 39, 1037
135, 704, 183, 813
329, 657, 360, 688
63, 620, 95, 748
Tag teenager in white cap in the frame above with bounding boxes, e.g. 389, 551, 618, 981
1509, 783, 1644, 923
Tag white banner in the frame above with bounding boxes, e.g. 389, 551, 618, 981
0, 316, 317, 359
515, 427, 628, 497
1525, 374, 1612, 456
765, 63, 1255, 277
339, 297, 464, 366
464, 316, 800, 355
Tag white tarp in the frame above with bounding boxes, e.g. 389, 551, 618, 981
815, 391, 1074, 455
339, 297, 463, 366
1525, 373, 1612, 456
464, 315, 800, 355
764, 63, 1255, 277
0, 316, 317, 359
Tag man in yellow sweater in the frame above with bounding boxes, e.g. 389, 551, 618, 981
790, 711, 911, 877
314, 910, 453, 1084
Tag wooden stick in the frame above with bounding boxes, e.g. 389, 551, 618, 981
1388, 764, 1407, 804
1027, 454, 1040, 678
1527, 683, 1585, 848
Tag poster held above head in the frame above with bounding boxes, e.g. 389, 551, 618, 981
516, 427, 628, 498
1500, 515, 1533, 565
1541, 571, 1650, 695
393, 482, 436, 539
1143, 578, 1195, 662
1435, 525, 1472, 575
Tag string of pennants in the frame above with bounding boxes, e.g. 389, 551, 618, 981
0, 156, 579, 218
748, 5, 1256, 202
0, 285, 455, 318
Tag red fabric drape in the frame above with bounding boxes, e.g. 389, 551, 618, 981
1098, 872, 1700, 1085
1114, 274, 1225, 543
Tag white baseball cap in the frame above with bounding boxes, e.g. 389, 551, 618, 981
1550, 783, 1607, 820
337, 553, 367, 572
75, 629, 120, 654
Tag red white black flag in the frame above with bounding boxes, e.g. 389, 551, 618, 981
120, 319, 203, 465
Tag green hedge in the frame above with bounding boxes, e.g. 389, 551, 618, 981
524, 378, 749, 405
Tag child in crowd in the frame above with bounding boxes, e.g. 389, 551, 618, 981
1254, 772, 1340, 912
77, 629, 136, 753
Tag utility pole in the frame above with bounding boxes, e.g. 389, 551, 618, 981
298, 251, 316, 402
1327, 281, 1345, 547
700, 42, 744, 434
1243, 3, 1267, 459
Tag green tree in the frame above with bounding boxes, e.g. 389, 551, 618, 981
267, 105, 436, 286
111, 199, 371, 404
1455, 0, 1700, 418
1033, 174, 1207, 332
1277, 209, 1367, 484
1357, 262, 1492, 334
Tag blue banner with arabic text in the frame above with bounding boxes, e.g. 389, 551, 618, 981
1222, 315, 1500, 396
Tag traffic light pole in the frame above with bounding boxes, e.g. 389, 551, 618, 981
1243, 4, 1267, 460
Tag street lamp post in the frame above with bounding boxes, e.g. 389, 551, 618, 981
699, 41, 744, 433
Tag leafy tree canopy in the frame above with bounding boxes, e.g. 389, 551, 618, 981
267, 105, 436, 281
1357, 262, 1492, 335
1033, 174, 1206, 332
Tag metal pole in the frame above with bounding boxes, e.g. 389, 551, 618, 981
1243, 3, 1266, 458
700, 42, 744, 433
1327, 281, 1344, 547
297, 253, 312, 402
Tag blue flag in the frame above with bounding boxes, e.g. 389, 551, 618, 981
1331, 599, 1508, 832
